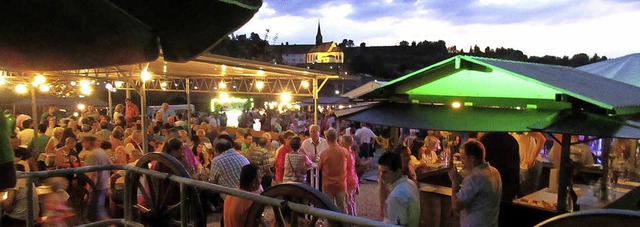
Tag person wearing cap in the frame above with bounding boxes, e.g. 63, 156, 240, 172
81, 136, 111, 221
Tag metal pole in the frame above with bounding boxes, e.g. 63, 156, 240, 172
123, 169, 131, 227
30, 88, 39, 155
313, 78, 318, 125
600, 138, 612, 201
180, 182, 187, 227
186, 78, 192, 139
557, 133, 571, 213
26, 176, 34, 227
141, 80, 148, 153
108, 89, 113, 118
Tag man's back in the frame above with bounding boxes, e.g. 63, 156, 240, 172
318, 144, 347, 193
210, 149, 250, 188
354, 127, 375, 143
84, 148, 111, 190
385, 177, 420, 227
459, 164, 502, 227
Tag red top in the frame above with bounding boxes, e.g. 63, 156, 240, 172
274, 145, 292, 183
318, 144, 347, 194
125, 103, 140, 118
223, 194, 254, 227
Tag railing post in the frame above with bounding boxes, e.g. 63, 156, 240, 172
26, 176, 34, 227
124, 169, 131, 227
180, 182, 187, 227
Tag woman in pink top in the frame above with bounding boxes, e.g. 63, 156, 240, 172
340, 135, 359, 216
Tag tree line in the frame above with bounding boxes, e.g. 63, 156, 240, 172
210, 33, 608, 80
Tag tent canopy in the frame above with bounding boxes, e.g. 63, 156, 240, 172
361, 55, 640, 115
335, 102, 558, 132
528, 109, 640, 139
0, 0, 262, 71
340, 55, 640, 138
577, 53, 640, 88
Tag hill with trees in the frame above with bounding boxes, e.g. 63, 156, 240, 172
210, 33, 608, 81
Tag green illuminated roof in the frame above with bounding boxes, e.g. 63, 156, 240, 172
406, 69, 558, 100
361, 55, 640, 115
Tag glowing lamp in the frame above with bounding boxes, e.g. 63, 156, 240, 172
105, 83, 113, 90
39, 85, 50, 92
15, 84, 28, 94
301, 80, 310, 89
256, 81, 264, 90
140, 67, 152, 82
79, 79, 90, 87
77, 104, 86, 110
280, 92, 292, 103
80, 86, 92, 95
219, 81, 227, 89
33, 74, 46, 86
452, 101, 462, 109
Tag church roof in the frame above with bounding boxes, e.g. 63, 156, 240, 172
309, 42, 343, 53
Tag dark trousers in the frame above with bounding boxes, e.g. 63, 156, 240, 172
358, 143, 372, 158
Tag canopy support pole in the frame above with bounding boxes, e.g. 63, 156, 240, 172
30, 87, 39, 158
600, 138, 612, 201
108, 89, 113, 119
140, 79, 148, 154
557, 133, 572, 213
313, 78, 318, 125
186, 78, 192, 139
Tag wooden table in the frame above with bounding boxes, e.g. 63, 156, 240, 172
419, 184, 460, 227
515, 183, 633, 211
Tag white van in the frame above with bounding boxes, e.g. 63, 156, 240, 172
146, 104, 195, 118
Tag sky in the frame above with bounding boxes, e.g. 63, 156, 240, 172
234, 0, 640, 58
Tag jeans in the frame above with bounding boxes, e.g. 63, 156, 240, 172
88, 189, 108, 221
520, 160, 543, 196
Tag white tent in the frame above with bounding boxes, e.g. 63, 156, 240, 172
577, 53, 640, 87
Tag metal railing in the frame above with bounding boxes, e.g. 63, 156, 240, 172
16, 164, 398, 227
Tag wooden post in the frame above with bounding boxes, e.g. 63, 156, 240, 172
556, 133, 571, 213
600, 138, 612, 201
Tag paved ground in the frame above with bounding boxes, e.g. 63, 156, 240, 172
206, 148, 384, 226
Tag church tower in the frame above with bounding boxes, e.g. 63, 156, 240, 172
315, 22, 323, 45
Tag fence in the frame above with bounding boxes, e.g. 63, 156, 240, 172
15, 164, 397, 227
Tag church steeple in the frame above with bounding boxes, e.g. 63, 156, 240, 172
315, 22, 323, 46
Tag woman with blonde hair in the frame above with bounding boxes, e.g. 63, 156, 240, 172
45, 127, 65, 154
113, 104, 124, 123
423, 135, 439, 164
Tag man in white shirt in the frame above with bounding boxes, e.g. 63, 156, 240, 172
156, 103, 174, 123
300, 124, 328, 162
354, 123, 377, 159
16, 119, 34, 149
379, 151, 419, 227
449, 140, 502, 227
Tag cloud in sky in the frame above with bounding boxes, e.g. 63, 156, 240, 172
235, 0, 640, 58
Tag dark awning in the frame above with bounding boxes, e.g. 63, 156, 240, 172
336, 102, 558, 132
0, 0, 262, 71
528, 109, 640, 139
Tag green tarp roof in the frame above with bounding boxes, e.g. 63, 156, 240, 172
336, 102, 558, 132
361, 55, 640, 115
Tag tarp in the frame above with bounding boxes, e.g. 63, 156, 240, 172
0, 0, 262, 71
577, 53, 640, 88
342, 80, 386, 99
528, 109, 640, 139
336, 102, 558, 132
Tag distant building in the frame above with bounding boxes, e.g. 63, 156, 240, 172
275, 23, 345, 69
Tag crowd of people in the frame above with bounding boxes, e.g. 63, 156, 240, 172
3, 98, 613, 227
1, 100, 391, 226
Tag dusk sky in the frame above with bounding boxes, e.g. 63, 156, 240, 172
234, 0, 640, 58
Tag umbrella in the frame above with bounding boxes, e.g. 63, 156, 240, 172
0, 0, 262, 71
